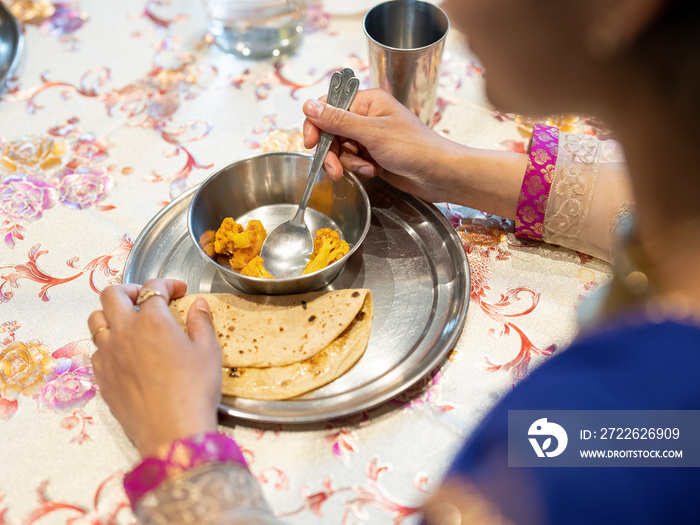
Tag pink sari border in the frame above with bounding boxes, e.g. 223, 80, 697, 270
515, 124, 561, 240
123, 432, 247, 509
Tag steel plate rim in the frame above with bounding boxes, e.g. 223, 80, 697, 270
123, 187, 196, 280
122, 179, 470, 424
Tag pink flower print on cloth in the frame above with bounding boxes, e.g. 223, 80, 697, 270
515, 124, 560, 240
58, 167, 114, 210
37, 340, 97, 412
0, 174, 57, 223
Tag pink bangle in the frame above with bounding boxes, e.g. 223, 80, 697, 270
514, 124, 560, 240
123, 432, 247, 509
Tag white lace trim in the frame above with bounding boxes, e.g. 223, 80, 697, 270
543, 132, 601, 244
136, 463, 281, 525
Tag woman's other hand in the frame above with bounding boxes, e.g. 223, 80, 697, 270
88, 279, 221, 458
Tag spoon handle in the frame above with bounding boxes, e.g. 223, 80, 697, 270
293, 69, 360, 223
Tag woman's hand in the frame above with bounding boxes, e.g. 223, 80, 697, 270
302, 88, 463, 204
302, 88, 527, 219
88, 278, 222, 458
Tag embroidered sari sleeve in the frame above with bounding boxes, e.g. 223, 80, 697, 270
542, 132, 633, 262
515, 125, 560, 239
124, 432, 282, 524
134, 462, 282, 525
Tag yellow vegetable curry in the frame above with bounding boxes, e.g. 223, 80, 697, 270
200, 219, 349, 278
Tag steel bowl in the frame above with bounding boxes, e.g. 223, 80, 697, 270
188, 151, 371, 295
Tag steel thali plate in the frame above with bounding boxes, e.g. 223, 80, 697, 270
123, 177, 470, 424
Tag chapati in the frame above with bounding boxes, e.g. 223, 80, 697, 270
169, 289, 369, 367
222, 291, 373, 400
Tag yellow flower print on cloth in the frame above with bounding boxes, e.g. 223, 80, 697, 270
0, 340, 56, 401
1, 136, 67, 174
260, 129, 306, 152
515, 114, 580, 137
6, 0, 55, 25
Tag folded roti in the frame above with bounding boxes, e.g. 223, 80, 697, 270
169, 289, 369, 367
222, 291, 373, 400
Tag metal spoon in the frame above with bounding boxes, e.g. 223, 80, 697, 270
260, 68, 359, 278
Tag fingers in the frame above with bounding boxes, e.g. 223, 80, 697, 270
303, 116, 346, 180
303, 118, 320, 150
88, 310, 111, 345
90, 348, 103, 378
338, 143, 377, 177
186, 298, 222, 362
303, 90, 387, 179
141, 278, 187, 303
302, 88, 409, 151
302, 98, 368, 144
305, 141, 377, 180
134, 278, 186, 313
100, 283, 141, 320
93, 279, 186, 331
320, 151, 344, 180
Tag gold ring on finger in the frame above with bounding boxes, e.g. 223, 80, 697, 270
90, 325, 109, 344
135, 287, 164, 306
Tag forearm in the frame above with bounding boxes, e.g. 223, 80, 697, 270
431, 126, 633, 262
437, 141, 528, 220
383, 127, 528, 217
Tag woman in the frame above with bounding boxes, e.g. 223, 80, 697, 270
89, 0, 700, 523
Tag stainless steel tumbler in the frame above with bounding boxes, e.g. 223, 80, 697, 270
363, 0, 449, 126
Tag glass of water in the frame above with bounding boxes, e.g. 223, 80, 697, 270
205, 0, 305, 59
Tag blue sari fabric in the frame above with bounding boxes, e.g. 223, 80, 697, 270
447, 320, 700, 524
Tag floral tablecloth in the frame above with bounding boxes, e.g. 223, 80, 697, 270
0, 1, 612, 523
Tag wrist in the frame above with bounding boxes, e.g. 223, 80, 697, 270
135, 416, 219, 458
416, 135, 477, 204
441, 143, 527, 219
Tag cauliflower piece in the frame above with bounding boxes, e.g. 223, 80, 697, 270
302, 228, 349, 275
213, 218, 243, 253
214, 218, 267, 270
240, 256, 275, 279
